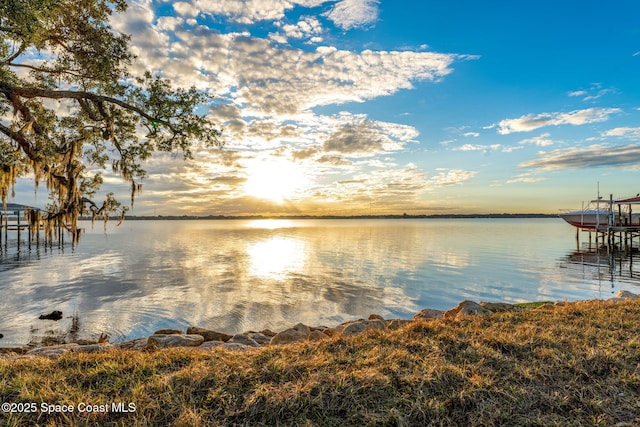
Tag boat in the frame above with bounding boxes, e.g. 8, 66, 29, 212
559, 208, 610, 229
560, 194, 640, 230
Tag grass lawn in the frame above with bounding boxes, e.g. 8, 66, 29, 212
1, 299, 640, 426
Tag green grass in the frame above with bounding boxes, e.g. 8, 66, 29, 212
514, 301, 555, 309
2, 299, 640, 426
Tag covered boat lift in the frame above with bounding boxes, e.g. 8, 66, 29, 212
0, 203, 42, 248
595, 195, 640, 252
612, 195, 640, 227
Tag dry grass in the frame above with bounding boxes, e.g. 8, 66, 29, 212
2, 299, 640, 426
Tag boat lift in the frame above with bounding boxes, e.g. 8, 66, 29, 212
595, 194, 640, 253
0, 203, 42, 249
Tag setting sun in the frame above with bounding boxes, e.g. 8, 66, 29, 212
243, 158, 309, 203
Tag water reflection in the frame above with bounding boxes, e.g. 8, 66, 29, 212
247, 219, 294, 229
561, 248, 639, 286
1, 219, 640, 347
247, 237, 306, 279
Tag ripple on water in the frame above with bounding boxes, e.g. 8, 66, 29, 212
2, 219, 640, 346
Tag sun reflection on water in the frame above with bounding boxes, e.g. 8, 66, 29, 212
6, 219, 639, 347
247, 219, 294, 229
246, 237, 306, 279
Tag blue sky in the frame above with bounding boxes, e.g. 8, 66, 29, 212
13, 0, 640, 215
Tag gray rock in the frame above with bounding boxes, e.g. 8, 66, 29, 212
308, 330, 330, 341
340, 319, 386, 336
270, 323, 311, 345
444, 300, 493, 319
70, 344, 114, 354
146, 334, 204, 349
270, 329, 307, 345
479, 302, 520, 312
246, 332, 272, 346
118, 338, 148, 350
292, 323, 311, 335
413, 308, 445, 321
26, 343, 79, 357
616, 290, 638, 300
153, 328, 184, 335
186, 326, 233, 342
228, 333, 261, 347
74, 339, 98, 345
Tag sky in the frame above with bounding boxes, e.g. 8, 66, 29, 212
13, 0, 640, 215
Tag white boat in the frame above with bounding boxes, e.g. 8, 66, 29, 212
559, 209, 610, 229
560, 194, 640, 229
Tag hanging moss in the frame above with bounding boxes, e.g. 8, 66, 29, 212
1, 1, 222, 245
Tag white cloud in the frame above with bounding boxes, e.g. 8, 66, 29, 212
231, 42, 461, 115
112, 3, 469, 116
123, 17, 462, 114
452, 144, 513, 153
602, 127, 640, 140
268, 33, 289, 44
279, 17, 324, 40
428, 169, 477, 187
497, 108, 621, 134
518, 133, 554, 147
319, 165, 476, 211
310, 164, 429, 210
172, 2, 198, 18
567, 84, 615, 101
500, 146, 523, 153
507, 175, 546, 184
322, 119, 412, 157
323, 0, 380, 30
519, 144, 640, 170
156, 16, 184, 31
453, 144, 499, 151
275, 112, 415, 159
105, 1, 472, 215
175, 0, 329, 25
583, 89, 614, 101
568, 90, 587, 97
463, 132, 480, 138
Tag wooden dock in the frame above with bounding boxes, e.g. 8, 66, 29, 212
0, 203, 44, 249
575, 194, 640, 253
593, 225, 640, 253
578, 221, 640, 253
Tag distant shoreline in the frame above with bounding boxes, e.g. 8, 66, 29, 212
82, 213, 559, 221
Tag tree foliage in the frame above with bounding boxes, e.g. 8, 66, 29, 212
0, 0, 222, 240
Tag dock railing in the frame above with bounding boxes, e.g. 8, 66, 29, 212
0, 204, 43, 249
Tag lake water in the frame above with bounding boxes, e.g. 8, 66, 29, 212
1, 218, 639, 347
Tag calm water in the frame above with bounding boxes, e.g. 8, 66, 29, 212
1, 218, 639, 346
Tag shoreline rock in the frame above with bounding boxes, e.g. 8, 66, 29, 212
444, 300, 493, 320
3, 290, 640, 357
38, 310, 63, 321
